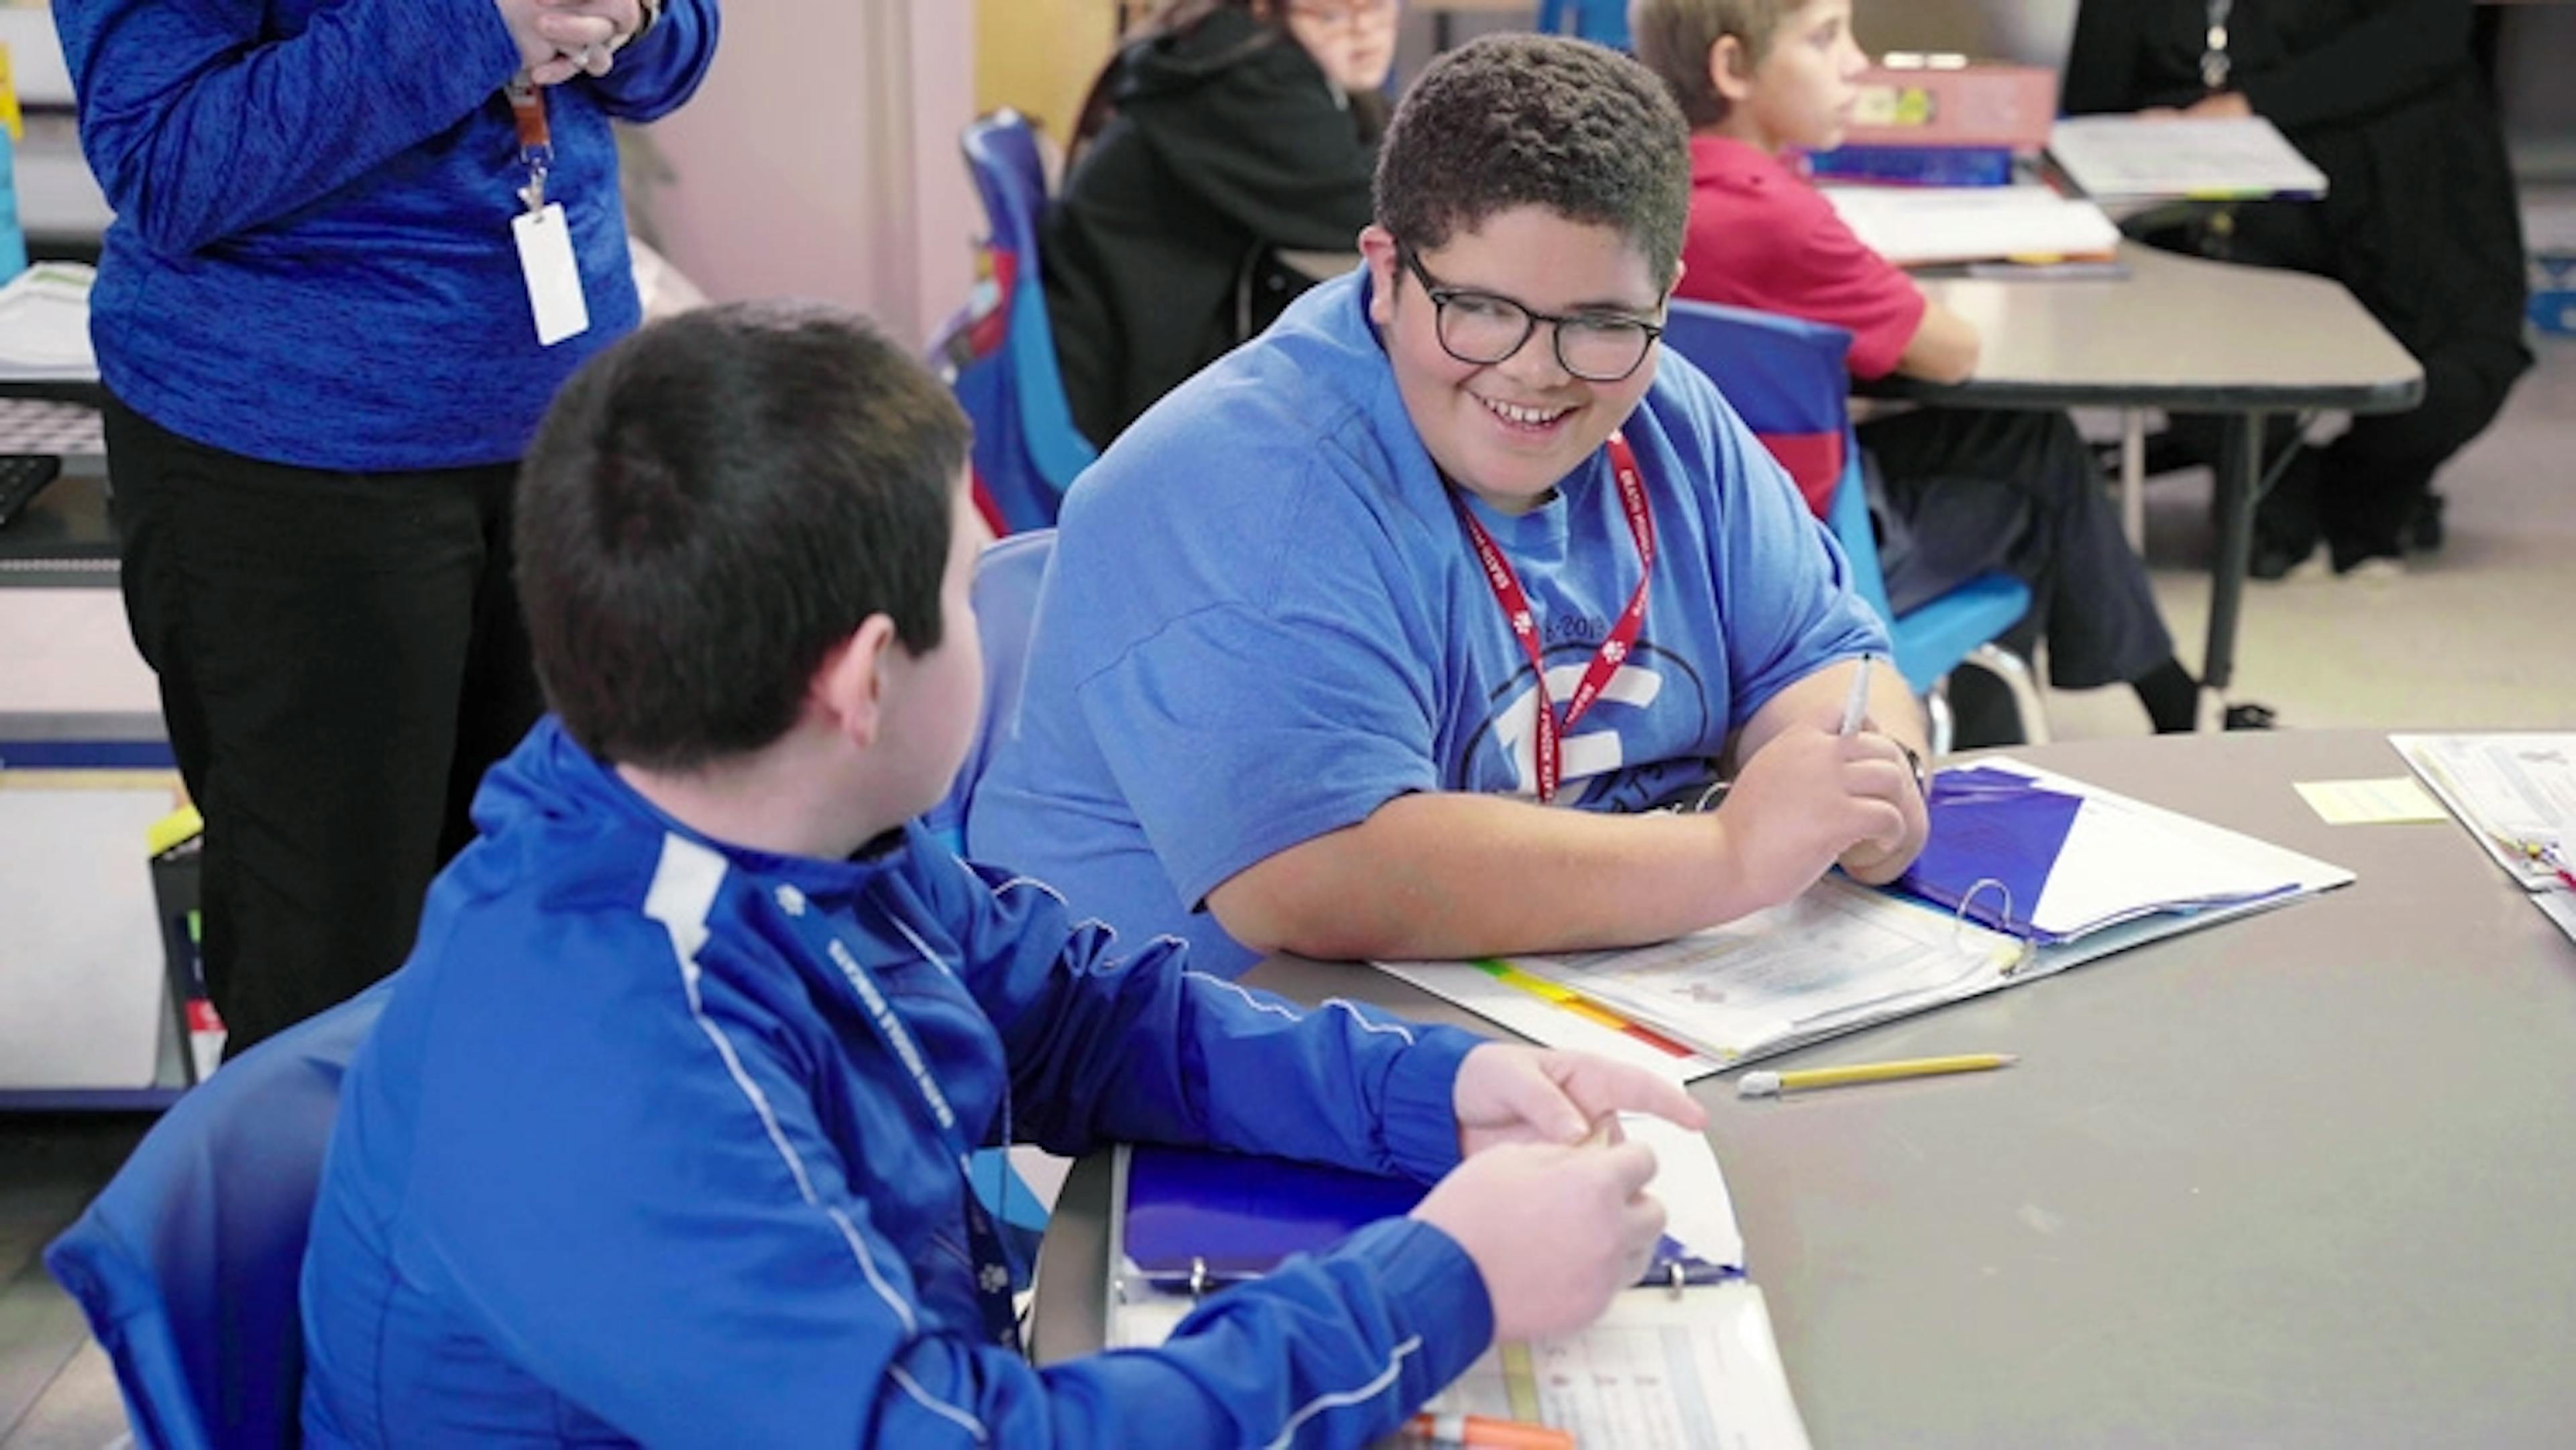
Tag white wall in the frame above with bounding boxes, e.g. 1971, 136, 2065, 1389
641, 0, 976, 346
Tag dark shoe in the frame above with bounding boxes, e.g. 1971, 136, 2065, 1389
2222, 701, 2278, 730
2407, 491, 2447, 553
2248, 532, 2319, 581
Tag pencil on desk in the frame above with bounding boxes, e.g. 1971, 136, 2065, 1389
1405, 1412, 1576, 1449
1737, 1053, 2018, 1098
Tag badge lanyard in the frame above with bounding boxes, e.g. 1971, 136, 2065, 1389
1452, 431, 1656, 805
773, 888, 1023, 1353
504, 75, 591, 347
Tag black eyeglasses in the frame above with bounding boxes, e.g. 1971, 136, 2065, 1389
1396, 245, 1664, 384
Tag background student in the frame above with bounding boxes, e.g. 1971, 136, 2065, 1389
2061, 0, 2532, 578
300, 302, 1703, 1449
1631, 0, 2206, 745
976, 34, 1930, 978
55, 0, 719, 1053
1045, 0, 1397, 448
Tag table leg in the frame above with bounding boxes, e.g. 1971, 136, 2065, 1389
1434, 11, 1455, 50
2200, 412, 2263, 717
2119, 409, 2146, 554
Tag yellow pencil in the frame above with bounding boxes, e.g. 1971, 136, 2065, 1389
1735, 1053, 2017, 1098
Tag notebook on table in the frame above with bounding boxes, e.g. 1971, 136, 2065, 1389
1107, 1117, 1810, 1448
1379, 760, 2351, 1071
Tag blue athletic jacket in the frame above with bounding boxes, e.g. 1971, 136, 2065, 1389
300, 719, 1496, 1447
55, 0, 718, 472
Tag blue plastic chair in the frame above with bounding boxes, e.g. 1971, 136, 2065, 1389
1659, 299, 2046, 749
45, 983, 391, 1450
922, 529, 1057, 853
1536, 0, 1631, 48
930, 111, 1097, 536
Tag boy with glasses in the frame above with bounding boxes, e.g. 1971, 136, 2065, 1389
975, 34, 1929, 977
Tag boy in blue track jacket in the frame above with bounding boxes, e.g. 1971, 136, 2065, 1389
298, 302, 1707, 1447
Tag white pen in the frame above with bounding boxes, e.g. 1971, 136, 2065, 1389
1838, 655, 1874, 737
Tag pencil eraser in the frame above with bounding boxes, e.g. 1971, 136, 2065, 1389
1737, 1072, 1783, 1098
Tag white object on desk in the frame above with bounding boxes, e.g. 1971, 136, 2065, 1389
0, 262, 99, 382
0, 779, 179, 1090
1821, 185, 2120, 267
2392, 733, 2576, 893
2047, 115, 2328, 202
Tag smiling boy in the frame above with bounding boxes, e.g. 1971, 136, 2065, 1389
973, 34, 1929, 976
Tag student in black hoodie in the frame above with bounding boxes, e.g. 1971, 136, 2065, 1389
1045, 0, 1395, 448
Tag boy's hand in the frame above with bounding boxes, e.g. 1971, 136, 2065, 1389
1835, 729, 1930, 885
1717, 721, 1911, 909
1411, 1140, 1666, 1341
1452, 1043, 1704, 1157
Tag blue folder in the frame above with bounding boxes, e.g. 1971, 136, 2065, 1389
1122, 1144, 1733, 1290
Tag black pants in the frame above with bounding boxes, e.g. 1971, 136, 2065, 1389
1859, 406, 2174, 692
105, 396, 543, 1055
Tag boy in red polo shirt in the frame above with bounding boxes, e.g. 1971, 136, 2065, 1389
1633, 0, 2205, 742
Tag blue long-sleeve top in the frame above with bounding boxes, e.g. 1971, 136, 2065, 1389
54, 0, 718, 471
299, 719, 1497, 1447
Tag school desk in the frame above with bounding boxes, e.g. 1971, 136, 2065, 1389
1031, 729, 2576, 1446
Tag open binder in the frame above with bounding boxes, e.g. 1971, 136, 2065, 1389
1380, 760, 2351, 1070
1106, 1117, 1811, 1447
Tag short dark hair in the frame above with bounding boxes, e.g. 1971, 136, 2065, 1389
1631, 0, 1799, 130
1373, 33, 1692, 288
515, 302, 969, 772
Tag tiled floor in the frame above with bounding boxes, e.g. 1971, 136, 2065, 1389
1, 335, 2567, 1449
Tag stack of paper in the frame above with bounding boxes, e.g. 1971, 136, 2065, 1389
1380, 760, 2351, 1068
2047, 115, 2328, 201
0, 263, 99, 382
2392, 734, 2576, 945
1823, 184, 2121, 266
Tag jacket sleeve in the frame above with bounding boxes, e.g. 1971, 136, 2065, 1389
2237, 0, 2474, 132
583, 0, 719, 121
57, 0, 523, 256
417, 921, 1493, 1449
1131, 46, 1379, 254
935, 853, 1486, 1185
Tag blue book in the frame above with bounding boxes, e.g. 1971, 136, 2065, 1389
1119, 1143, 1735, 1292
1807, 144, 2016, 188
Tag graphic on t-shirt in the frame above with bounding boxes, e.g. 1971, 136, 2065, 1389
1455, 639, 1723, 812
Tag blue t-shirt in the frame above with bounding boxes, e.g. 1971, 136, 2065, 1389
970, 270, 1887, 976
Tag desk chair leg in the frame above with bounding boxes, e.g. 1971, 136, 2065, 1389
2199, 413, 2263, 727
1965, 644, 2051, 746
1925, 686, 1955, 758
2120, 409, 2147, 554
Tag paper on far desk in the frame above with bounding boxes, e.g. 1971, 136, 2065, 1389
0, 264, 99, 382
2047, 115, 2328, 201
1821, 185, 2119, 266
2294, 777, 2450, 826
2392, 733, 2576, 891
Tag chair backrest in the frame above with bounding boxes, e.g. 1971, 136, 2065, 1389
1536, 0, 1632, 47
922, 529, 1057, 851
933, 111, 1097, 536
45, 983, 392, 1450
1660, 298, 1905, 615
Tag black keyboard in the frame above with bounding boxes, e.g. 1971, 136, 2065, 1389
0, 454, 64, 528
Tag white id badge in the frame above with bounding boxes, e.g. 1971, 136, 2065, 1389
512, 203, 591, 347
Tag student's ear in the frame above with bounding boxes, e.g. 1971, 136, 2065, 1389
812, 615, 902, 750
1359, 224, 1401, 327
1707, 34, 1755, 105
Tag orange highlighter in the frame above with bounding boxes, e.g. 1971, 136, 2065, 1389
1404, 1412, 1576, 1449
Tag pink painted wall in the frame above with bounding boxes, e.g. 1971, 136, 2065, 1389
641, 0, 976, 346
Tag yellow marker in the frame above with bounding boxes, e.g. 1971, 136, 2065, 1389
1736, 1053, 2017, 1098
0, 44, 19, 144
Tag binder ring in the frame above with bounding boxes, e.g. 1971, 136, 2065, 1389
1953, 877, 2012, 943
1668, 1259, 1687, 1299
1188, 1255, 1209, 1301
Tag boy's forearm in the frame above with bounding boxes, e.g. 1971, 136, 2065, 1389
1205, 790, 1769, 962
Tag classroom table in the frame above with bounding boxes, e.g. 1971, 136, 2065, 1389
1030, 729, 2576, 1447
1882, 242, 2424, 724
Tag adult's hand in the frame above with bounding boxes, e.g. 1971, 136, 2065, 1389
496, 0, 645, 84
1411, 1139, 1665, 1342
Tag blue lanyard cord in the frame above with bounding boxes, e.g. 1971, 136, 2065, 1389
771, 883, 1023, 1353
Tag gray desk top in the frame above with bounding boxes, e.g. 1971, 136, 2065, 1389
1030, 730, 2576, 1447
1883, 242, 2425, 415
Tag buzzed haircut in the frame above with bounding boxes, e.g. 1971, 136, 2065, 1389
515, 302, 969, 772
1373, 32, 1693, 289
1630, 0, 1803, 129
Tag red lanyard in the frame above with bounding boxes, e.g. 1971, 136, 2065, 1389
505, 76, 553, 213
1453, 431, 1656, 805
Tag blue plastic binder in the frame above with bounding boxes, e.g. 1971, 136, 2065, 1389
1122, 1144, 1733, 1290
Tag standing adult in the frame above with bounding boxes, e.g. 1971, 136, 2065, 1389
1045, 0, 1397, 448
56, 0, 720, 1054
2061, 0, 2531, 577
